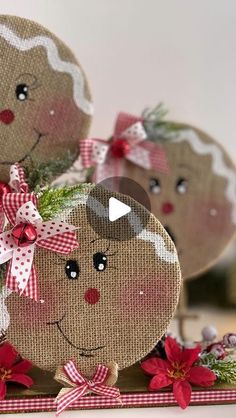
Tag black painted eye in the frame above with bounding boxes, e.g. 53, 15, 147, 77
93, 252, 107, 272
149, 178, 161, 194
176, 178, 188, 194
65, 260, 80, 279
15, 84, 29, 101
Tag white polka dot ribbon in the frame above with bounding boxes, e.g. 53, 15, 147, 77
80, 112, 169, 183
0, 201, 79, 302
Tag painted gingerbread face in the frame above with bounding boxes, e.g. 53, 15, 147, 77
6, 191, 181, 376
0, 15, 92, 182
123, 126, 236, 279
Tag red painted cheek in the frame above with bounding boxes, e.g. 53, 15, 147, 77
34, 97, 82, 141
188, 198, 233, 238
117, 275, 171, 319
10, 281, 62, 330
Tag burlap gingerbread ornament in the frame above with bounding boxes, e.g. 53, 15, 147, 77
0, 15, 92, 184
4, 183, 181, 377
81, 109, 236, 280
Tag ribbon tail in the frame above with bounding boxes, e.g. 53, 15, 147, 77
92, 385, 121, 398
56, 385, 87, 416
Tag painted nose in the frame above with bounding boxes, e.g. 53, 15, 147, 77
84, 288, 100, 304
162, 202, 174, 215
0, 109, 15, 124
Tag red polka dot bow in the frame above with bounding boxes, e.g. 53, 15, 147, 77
0, 164, 79, 302
80, 112, 169, 183
54, 360, 121, 416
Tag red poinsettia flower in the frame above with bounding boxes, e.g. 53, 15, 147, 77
141, 336, 216, 409
0, 342, 33, 400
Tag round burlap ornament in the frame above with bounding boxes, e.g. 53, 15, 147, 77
6, 187, 181, 376
0, 15, 93, 183
122, 122, 236, 279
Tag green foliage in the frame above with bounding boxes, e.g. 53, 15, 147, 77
142, 103, 185, 141
24, 152, 76, 191
0, 263, 6, 283
200, 353, 236, 384
38, 184, 93, 220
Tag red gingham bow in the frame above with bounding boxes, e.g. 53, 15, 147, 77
80, 112, 169, 183
0, 164, 79, 302
55, 360, 120, 416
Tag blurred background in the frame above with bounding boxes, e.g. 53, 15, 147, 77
0, 0, 235, 340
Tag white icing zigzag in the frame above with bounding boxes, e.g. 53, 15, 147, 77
172, 129, 236, 225
0, 24, 93, 116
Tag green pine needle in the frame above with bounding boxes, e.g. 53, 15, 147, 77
200, 353, 236, 384
38, 183, 94, 220
142, 103, 184, 141
0, 264, 6, 283
24, 151, 76, 191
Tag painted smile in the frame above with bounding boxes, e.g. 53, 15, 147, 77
47, 315, 105, 357
0, 128, 47, 165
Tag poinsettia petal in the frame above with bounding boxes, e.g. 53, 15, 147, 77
181, 345, 201, 368
0, 381, 6, 400
173, 380, 192, 409
12, 359, 32, 374
149, 372, 172, 391
8, 373, 33, 388
165, 337, 182, 363
141, 357, 169, 375
0, 342, 18, 368
188, 366, 216, 387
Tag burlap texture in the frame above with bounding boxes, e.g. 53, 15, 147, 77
0, 15, 92, 182
121, 123, 236, 279
6, 188, 181, 377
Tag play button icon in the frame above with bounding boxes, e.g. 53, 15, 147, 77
109, 197, 131, 222
86, 176, 151, 241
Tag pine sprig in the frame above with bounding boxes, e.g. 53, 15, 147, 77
38, 184, 93, 220
200, 353, 236, 384
142, 103, 184, 141
0, 264, 6, 283
24, 151, 76, 191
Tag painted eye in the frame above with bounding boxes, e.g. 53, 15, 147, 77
176, 178, 188, 194
65, 260, 80, 279
15, 84, 29, 101
93, 252, 107, 272
149, 178, 161, 194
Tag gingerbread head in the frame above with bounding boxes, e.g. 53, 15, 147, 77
0, 15, 92, 183
80, 110, 236, 279
5, 186, 181, 376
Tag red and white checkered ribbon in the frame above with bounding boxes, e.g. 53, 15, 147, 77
0, 163, 28, 232
80, 112, 169, 183
55, 360, 120, 416
0, 200, 79, 302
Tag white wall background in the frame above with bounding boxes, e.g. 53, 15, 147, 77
0, 0, 235, 156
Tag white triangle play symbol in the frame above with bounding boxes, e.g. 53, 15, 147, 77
109, 197, 131, 222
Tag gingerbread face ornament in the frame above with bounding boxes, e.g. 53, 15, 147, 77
80, 109, 236, 279
0, 15, 92, 183
5, 186, 181, 376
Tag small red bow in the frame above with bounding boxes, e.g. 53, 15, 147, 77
55, 361, 120, 416
80, 112, 169, 183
